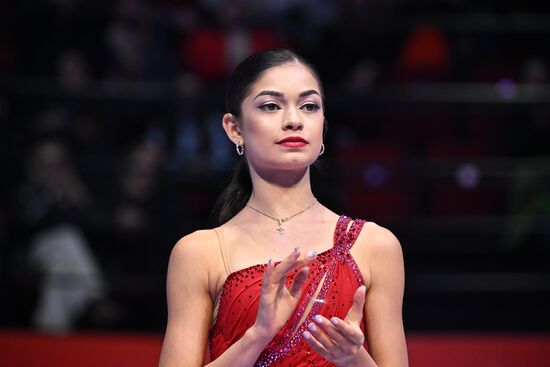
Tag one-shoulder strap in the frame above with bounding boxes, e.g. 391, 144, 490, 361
333, 215, 352, 245
214, 228, 232, 276
334, 215, 366, 250
345, 219, 366, 250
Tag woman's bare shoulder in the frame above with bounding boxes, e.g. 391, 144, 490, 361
359, 221, 402, 256
356, 221, 405, 291
169, 229, 221, 272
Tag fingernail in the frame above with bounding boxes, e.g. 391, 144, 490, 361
293, 247, 300, 254
307, 251, 317, 259
308, 323, 317, 332
303, 331, 311, 340
314, 315, 323, 323
330, 317, 339, 326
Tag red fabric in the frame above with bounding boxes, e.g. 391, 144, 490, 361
208, 216, 366, 366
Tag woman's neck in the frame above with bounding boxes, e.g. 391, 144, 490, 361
246, 166, 316, 219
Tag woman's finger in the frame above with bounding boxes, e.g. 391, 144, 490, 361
261, 258, 274, 292
344, 285, 367, 324
269, 247, 301, 283
302, 331, 333, 361
288, 266, 310, 299
271, 248, 316, 283
328, 317, 365, 346
306, 320, 336, 352
312, 315, 349, 349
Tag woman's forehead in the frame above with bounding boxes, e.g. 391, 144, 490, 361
248, 62, 321, 96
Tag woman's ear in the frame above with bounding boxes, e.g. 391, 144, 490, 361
222, 113, 243, 144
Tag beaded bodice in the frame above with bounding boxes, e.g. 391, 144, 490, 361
208, 215, 367, 367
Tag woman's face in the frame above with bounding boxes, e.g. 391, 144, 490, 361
236, 62, 324, 173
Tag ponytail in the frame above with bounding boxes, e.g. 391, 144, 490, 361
211, 158, 252, 225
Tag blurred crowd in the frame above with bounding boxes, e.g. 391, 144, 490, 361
1, 0, 548, 84
1, 0, 550, 333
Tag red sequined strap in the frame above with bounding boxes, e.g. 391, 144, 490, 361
334, 215, 366, 250
333, 215, 352, 245
345, 219, 366, 250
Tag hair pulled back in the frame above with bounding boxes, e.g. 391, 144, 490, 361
212, 49, 324, 225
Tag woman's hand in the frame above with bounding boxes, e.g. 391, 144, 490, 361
302, 285, 368, 367
252, 247, 317, 342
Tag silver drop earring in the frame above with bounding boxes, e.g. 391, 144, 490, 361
236, 142, 244, 156
319, 143, 325, 156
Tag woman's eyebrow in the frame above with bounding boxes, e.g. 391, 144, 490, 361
299, 90, 321, 98
253, 89, 321, 100
253, 90, 283, 100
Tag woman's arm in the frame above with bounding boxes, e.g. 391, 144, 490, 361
362, 224, 408, 366
158, 232, 316, 367
158, 231, 217, 366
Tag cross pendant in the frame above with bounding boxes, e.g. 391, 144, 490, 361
276, 219, 285, 235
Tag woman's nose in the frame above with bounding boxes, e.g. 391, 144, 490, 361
283, 109, 303, 130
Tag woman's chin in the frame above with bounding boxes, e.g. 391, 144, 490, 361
261, 158, 316, 172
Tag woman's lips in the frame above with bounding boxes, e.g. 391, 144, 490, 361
279, 141, 307, 147
277, 137, 308, 147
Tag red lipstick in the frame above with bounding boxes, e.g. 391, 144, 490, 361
277, 136, 309, 148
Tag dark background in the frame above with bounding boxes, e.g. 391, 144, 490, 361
0, 0, 549, 334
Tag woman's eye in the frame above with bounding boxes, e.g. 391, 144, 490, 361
302, 103, 320, 112
259, 103, 280, 111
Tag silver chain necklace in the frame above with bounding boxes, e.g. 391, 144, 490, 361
246, 198, 317, 235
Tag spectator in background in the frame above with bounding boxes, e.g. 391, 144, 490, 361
104, 0, 181, 82
505, 57, 550, 251
15, 138, 106, 333
105, 0, 151, 81
98, 134, 177, 329
0, 22, 14, 76
518, 57, 549, 156
56, 49, 91, 91
388, 23, 450, 83
171, 69, 233, 173
111, 138, 165, 259
181, 0, 286, 82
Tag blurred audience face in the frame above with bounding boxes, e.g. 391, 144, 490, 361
27, 140, 89, 207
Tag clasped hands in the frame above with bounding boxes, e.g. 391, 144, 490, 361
302, 285, 367, 366
253, 247, 367, 366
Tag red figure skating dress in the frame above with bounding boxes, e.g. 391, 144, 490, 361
209, 215, 367, 366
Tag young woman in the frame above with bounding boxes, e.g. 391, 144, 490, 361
158, 49, 408, 367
